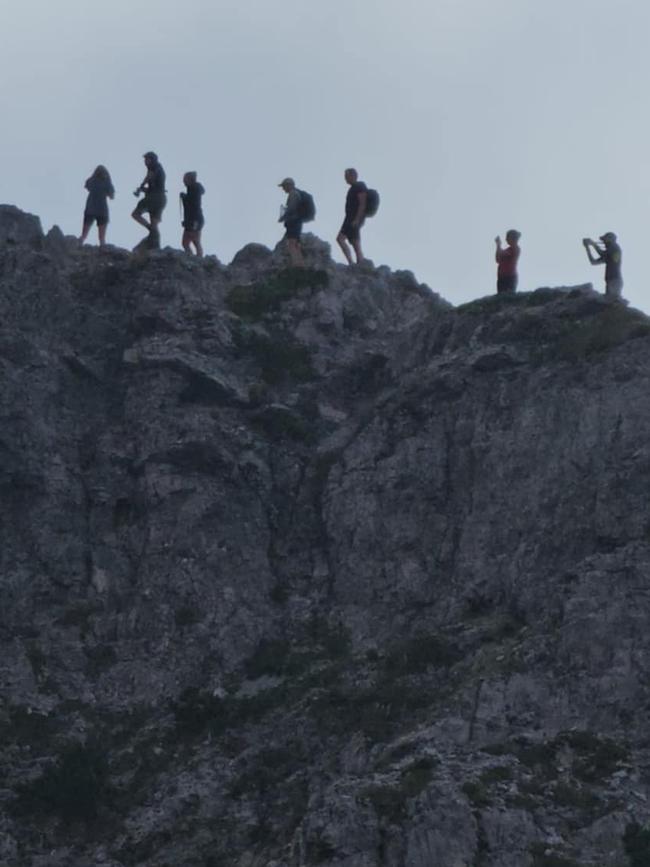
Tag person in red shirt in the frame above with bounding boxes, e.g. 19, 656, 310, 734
495, 229, 521, 294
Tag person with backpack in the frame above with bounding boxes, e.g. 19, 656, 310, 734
494, 229, 521, 294
79, 165, 115, 247
583, 232, 623, 300
337, 168, 368, 265
180, 171, 205, 257
131, 151, 167, 249
278, 177, 305, 267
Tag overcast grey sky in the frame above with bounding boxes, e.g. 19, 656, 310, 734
1, 0, 648, 310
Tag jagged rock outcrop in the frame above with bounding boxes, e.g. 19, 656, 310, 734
1, 208, 650, 867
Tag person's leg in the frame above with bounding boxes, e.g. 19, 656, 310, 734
352, 234, 364, 264
132, 205, 150, 230
79, 217, 92, 244
148, 214, 161, 248
194, 231, 203, 258
182, 229, 192, 252
337, 232, 354, 265
98, 223, 107, 246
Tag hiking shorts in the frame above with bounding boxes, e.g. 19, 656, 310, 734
135, 193, 167, 221
340, 218, 362, 244
182, 217, 204, 233
497, 275, 518, 295
284, 219, 303, 241
84, 211, 108, 227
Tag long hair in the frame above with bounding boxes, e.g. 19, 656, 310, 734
91, 165, 112, 185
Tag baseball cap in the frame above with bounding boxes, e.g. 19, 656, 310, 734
600, 231, 617, 242
278, 177, 295, 187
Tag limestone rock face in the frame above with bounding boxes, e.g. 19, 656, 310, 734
1, 207, 649, 867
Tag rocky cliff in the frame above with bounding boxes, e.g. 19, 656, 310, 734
1, 205, 650, 867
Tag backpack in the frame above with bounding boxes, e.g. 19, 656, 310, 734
297, 190, 316, 222
365, 188, 380, 218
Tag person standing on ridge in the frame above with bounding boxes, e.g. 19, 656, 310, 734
79, 165, 115, 248
583, 232, 623, 300
337, 168, 367, 265
495, 229, 521, 294
278, 177, 304, 267
132, 151, 167, 249
180, 171, 205, 257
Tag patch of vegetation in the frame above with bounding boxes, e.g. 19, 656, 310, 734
362, 757, 436, 823
84, 643, 118, 677
252, 404, 315, 443
483, 731, 628, 784
624, 823, 650, 867
563, 730, 628, 783
57, 601, 102, 629
552, 781, 600, 812
480, 764, 514, 785
553, 305, 650, 362
226, 268, 329, 320
304, 836, 337, 864
175, 605, 201, 628
462, 780, 491, 808
400, 756, 437, 797
529, 842, 583, 867
172, 685, 290, 740
229, 745, 304, 798
11, 740, 111, 823
244, 638, 293, 679
309, 675, 430, 742
382, 632, 460, 678
456, 291, 551, 316
233, 325, 315, 385
0, 705, 58, 751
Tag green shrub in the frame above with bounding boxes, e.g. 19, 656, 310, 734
226, 268, 329, 320
233, 326, 315, 384
624, 822, 650, 867
12, 740, 111, 822
382, 633, 459, 677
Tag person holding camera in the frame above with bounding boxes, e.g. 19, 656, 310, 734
79, 165, 114, 247
495, 229, 521, 294
180, 172, 205, 257
131, 151, 167, 249
583, 233, 623, 300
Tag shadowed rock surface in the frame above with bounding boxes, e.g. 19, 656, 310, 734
1, 209, 650, 867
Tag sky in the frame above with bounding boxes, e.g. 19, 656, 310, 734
1, 0, 649, 311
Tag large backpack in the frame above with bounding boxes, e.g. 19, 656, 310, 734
365, 188, 380, 218
297, 190, 316, 222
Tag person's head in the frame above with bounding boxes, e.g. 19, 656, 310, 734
344, 168, 358, 185
143, 151, 158, 168
184, 171, 197, 187
93, 165, 110, 181
600, 231, 617, 245
278, 177, 295, 193
505, 229, 521, 245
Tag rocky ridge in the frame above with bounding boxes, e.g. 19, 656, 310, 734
1, 205, 650, 866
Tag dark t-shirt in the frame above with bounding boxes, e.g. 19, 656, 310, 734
604, 243, 622, 282
145, 163, 166, 195
345, 181, 368, 220
85, 176, 114, 218
181, 182, 204, 224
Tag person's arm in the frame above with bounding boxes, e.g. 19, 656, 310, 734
495, 236, 502, 262
283, 190, 301, 222
353, 190, 367, 226
108, 183, 115, 200
583, 239, 604, 265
